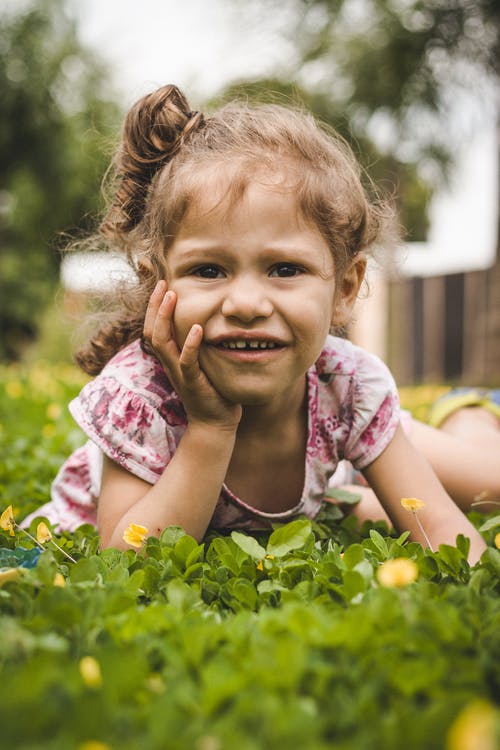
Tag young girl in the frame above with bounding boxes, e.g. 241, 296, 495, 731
23, 84, 499, 563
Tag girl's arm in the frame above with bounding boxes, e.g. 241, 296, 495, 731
98, 421, 237, 548
362, 424, 487, 564
98, 282, 242, 549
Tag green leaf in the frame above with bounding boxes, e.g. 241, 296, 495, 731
478, 515, 500, 533
160, 525, 186, 547
267, 520, 312, 557
69, 556, 105, 583
480, 547, 500, 576
325, 487, 362, 504
340, 570, 367, 601
437, 544, 464, 575
231, 531, 267, 560
342, 544, 365, 570
368, 529, 389, 557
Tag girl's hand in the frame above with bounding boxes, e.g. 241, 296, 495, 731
144, 281, 242, 431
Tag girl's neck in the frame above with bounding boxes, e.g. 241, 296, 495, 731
226, 378, 308, 513
237, 377, 307, 436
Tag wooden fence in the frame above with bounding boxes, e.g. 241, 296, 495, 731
385, 255, 500, 385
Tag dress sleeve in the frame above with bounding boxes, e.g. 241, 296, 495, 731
342, 349, 401, 470
68, 376, 183, 484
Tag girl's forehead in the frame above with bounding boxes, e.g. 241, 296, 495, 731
179, 162, 306, 228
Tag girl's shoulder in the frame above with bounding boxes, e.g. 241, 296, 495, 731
99, 338, 174, 404
68, 339, 186, 485
315, 335, 393, 383
73, 338, 185, 431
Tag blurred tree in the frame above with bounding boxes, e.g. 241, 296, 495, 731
0, 0, 120, 361
212, 77, 434, 240
217, 0, 499, 239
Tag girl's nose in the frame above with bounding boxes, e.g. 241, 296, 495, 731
221, 276, 273, 321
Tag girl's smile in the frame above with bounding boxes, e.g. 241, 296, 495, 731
165, 175, 355, 408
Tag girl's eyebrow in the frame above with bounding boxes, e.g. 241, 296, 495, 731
170, 240, 320, 258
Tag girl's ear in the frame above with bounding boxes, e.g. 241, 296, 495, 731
331, 253, 367, 327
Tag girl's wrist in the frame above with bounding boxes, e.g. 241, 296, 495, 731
185, 419, 239, 442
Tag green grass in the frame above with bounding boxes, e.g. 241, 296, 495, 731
1, 363, 499, 750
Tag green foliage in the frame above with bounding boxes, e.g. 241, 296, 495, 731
1, 366, 500, 749
211, 77, 433, 240
214, 1, 500, 240
0, 0, 121, 361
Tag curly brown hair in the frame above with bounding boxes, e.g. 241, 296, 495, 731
74, 83, 397, 375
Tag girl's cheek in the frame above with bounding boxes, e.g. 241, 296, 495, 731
170, 297, 193, 348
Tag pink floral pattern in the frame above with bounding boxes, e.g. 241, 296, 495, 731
22, 336, 401, 532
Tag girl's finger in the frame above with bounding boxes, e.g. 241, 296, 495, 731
178, 324, 203, 381
143, 280, 168, 339
150, 292, 177, 351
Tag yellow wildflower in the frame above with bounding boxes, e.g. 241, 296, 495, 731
77, 742, 111, 750
79, 656, 103, 688
0, 505, 16, 537
377, 558, 419, 588
400, 497, 434, 550
0, 568, 21, 586
46, 403, 62, 421
42, 424, 57, 439
257, 554, 275, 571
495, 533, 500, 550
146, 674, 166, 694
5, 381, 23, 399
401, 497, 426, 512
122, 523, 149, 548
196, 737, 222, 750
53, 572, 66, 587
36, 522, 53, 544
446, 699, 497, 750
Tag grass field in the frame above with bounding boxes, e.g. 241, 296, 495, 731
1, 362, 499, 750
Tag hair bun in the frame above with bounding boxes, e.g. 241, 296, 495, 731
103, 85, 202, 235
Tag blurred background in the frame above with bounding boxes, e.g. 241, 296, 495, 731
1, 0, 499, 384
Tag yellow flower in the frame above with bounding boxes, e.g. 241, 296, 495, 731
256, 561, 264, 571
122, 523, 149, 548
79, 656, 103, 688
77, 742, 111, 750
0, 568, 21, 586
36, 522, 53, 543
146, 674, 166, 694
0, 505, 16, 537
42, 424, 57, 439
46, 403, 62, 421
446, 699, 497, 750
401, 497, 426, 512
495, 533, 500, 550
5, 380, 23, 399
377, 558, 419, 588
53, 572, 66, 587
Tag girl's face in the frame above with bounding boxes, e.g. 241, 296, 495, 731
165, 176, 364, 408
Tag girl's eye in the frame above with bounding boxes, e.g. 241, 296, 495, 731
270, 263, 303, 278
193, 265, 224, 279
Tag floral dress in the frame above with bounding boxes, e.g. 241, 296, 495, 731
22, 336, 402, 531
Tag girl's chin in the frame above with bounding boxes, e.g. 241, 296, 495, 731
215, 386, 274, 407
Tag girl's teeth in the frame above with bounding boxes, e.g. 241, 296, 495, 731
221, 340, 277, 350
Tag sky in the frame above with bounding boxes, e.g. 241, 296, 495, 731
68, 0, 498, 278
